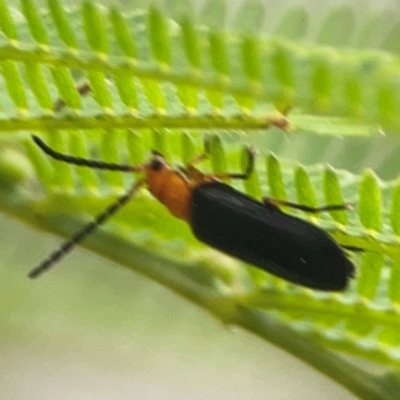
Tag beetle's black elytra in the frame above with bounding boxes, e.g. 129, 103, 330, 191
192, 182, 354, 291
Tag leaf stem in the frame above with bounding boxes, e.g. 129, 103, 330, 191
0, 114, 287, 132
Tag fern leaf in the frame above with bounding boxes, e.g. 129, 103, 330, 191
0, 1, 398, 131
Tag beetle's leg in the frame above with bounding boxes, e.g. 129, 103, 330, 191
188, 146, 256, 182
29, 178, 146, 278
188, 153, 208, 166
342, 245, 364, 253
32, 135, 144, 172
177, 148, 210, 180
180, 154, 207, 178
263, 197, 352, 213
222, 146, 255, 180
183, 133, 216, 171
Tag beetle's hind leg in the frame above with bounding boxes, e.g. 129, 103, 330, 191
342, 245, 364, 253
263, 198, 353, 213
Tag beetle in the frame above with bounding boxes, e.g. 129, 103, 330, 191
28, 135, 355, 291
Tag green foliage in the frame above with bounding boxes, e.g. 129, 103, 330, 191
2, 1, 400, 398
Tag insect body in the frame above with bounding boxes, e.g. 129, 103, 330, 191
191, 183, 354, 291
29, 136, 355, 291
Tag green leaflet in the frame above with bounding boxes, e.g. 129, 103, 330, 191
0, 2, 398, 131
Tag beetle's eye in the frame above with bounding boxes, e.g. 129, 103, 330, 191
150, 158, 163, 171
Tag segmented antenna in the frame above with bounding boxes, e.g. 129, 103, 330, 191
29, 179, 145, 278
29, 135, 145, 278
32, 135, 141, 172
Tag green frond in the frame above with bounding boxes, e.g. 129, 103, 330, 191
3, 1, 400, 399
0, 1, 398, 132
359, 169, 382, 231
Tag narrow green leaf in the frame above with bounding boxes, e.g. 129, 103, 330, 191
205, 89, 224, 111
21, 0, 49, 45
50, 66, 82, 110
140, 79, 166, 113
47, 131, 75, 190
323, 166, 347, 224
311, 56, 332, 111
388, 257, 400, 304
126, 130, 144, 166
24, 136, 52, 185
356, 252, 384, 299
164, 0, 194, 19
358, 169, 382, 231
390, 180, 400, 235
377, 82, 397, 128
86, 71, 112, 110
100, 130, 124, 188
233, 94, 255, 112
209, 32, 229, 75
274, 6, 309, 39
343, 75, 362, 117
113, 74, 138, 111
152, 129, 170, 160
317, 6, 357, 46
381, 21, 400, 54
180, 132, 196, 166
180, 16, 201, 69
377, 327, 400, 348
109, 7, 137, 58
82, 1, 109, 54
201, 0, 226, 28
148, 6, 171, 66
1, 61, 28, 110
176, 85, 198, 113
294, 165, 318, 208
208, 135, 227, 175
345, 315, 374, 338
0, 147, 32, 189
0, 0, 17, 40
272, 45, 294, 88
0, 95, 4, 113
354, 11, 392, 49
266, 153, 286, 200
69, 132, 99, 190
24, 63, 53, 110
48, 0, 78, 49
241, 36, 261, 82
234, 0, 265, 33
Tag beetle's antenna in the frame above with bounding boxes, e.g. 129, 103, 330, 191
28, 179, 145, 279
32, 135, 142, 172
